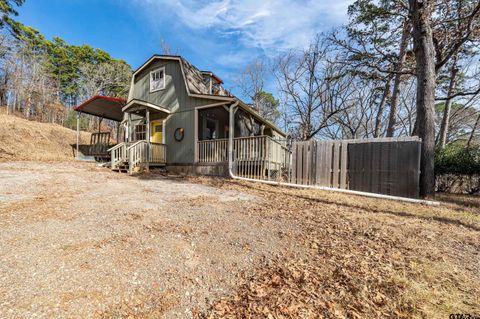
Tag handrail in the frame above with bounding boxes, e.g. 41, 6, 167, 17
128, 140, 147, 174
109, 140, 166, 172
126, 140, 146, 151
198, 138, 229, 142
107, 142, 125, 152
232, 135, 269, 140
110, 142, 127, 169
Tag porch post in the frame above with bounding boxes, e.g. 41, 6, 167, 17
146, 107, 150, 172
76, 112, 80, 160
116, 122, 120, 143
228, 103, 237, 174
127, 112, 132, 142
194, 108, 198, 162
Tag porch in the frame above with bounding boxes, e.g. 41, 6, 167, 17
110, 99, 169, 173
194, 104, 290, 180
196, 135, 290, 180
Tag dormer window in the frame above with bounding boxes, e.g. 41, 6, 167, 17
150, 67, 165, 92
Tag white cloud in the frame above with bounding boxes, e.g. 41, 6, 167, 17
132, 0, 351, 53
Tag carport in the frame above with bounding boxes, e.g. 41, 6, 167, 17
73, 96, 127, 160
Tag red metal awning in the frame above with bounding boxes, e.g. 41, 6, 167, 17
74, 96, 127, 122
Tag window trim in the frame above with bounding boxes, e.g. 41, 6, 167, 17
149, 67, 166, 93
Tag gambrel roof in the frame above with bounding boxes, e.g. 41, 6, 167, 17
133, 55, 232, 98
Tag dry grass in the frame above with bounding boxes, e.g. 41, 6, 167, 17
187, 177, 480, 319
0, 112, 90, 162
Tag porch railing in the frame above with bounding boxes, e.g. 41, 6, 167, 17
233, 136, 290, 180
196, 136, 291, 181
150, 142, 167, 164
197, 138, 229, 163
127, 140, 148, 174
109, 142, 127, 169
108, 141, 166, 173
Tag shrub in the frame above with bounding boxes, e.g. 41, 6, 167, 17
435, 143, 480, 194
435, 143, 480, 176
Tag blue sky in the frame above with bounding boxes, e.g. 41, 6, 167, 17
16, 0, 351, 98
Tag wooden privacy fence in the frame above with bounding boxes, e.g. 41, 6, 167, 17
291, 140, 348, 188
290, 137, 422, 198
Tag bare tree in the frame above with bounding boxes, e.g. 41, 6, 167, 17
236, 59, 266, 108
467, 112, 480, 147
396, 78, 417, 136
373, 76, 392, 137
386, 19, 411, 137
77, 61, 131, 131
325, 78, 379, 139
275, 36, 354, 140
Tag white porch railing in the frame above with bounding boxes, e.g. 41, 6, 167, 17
196, 136, 291, 181
150, 142, 167, 164
109, 141, 166, 173
127, 140, 148, 174
197, 138, 229, 163
109, 142, 127, 169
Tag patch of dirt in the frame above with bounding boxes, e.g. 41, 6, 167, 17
0, 113, 90, 162
0, 162, 300, 318
0, 162, 478, 318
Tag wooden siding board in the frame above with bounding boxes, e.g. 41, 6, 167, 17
332, 142, 340, 188
323, 141, 332, 187
340, 141, 348, 189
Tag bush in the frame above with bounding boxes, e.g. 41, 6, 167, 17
435, 143, 480, 176
435, 143, 480, 194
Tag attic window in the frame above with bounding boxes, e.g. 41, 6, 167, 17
150, 67, 165, 92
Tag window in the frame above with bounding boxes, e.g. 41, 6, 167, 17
150, 67, 165, 92
134, 124, 146, 141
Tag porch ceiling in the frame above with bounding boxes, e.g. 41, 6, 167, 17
122, 99, 171, 117
74, 96, 126, 122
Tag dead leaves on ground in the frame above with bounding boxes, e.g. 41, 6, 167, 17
190, 178, 478, 318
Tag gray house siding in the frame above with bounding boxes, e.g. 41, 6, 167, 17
132, 60, 182, 111
164, 97, 220, 164
130, 58, 225, 165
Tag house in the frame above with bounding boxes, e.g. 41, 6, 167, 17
74, 55, 288, 177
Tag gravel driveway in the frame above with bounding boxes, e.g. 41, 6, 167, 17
0, 162, 301, 318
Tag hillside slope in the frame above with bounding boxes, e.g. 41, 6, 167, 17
0, 113, 90, 162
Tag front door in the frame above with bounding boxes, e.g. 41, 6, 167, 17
151, 121, 163, 143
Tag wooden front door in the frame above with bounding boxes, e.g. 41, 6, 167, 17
151, 122, 163, 143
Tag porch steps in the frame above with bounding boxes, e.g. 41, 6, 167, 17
112, 160, 129, 173
111, 161, 167, 174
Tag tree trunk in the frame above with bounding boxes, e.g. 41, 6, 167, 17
387, 19, 410, 137
374, 78, 391, 138
409, 0, 436, 198
438, 56, 458, 149
467, 113, 480, 148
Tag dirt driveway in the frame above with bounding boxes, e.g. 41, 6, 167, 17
1, 161, 479, 318
0, 162, 301, 318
